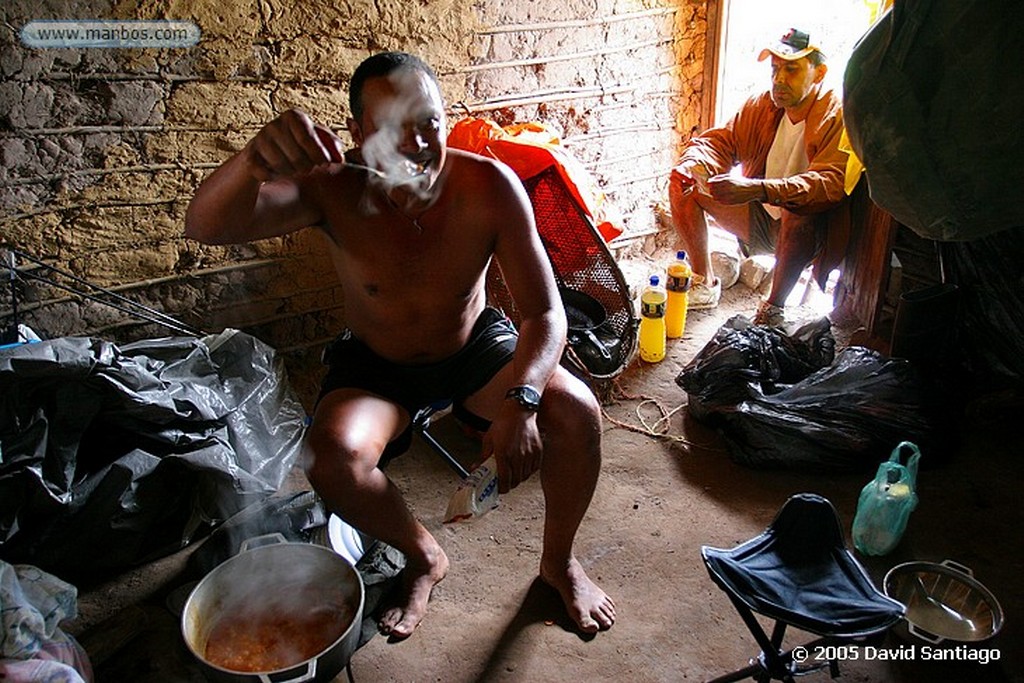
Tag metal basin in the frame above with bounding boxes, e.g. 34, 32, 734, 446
883, 559, 1003, 645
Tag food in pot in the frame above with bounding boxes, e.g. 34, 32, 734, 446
204, 602, 353, 673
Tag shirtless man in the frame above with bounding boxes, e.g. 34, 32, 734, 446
184, 52, 615, 638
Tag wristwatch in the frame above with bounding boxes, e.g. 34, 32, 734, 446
505, 384, 542, 412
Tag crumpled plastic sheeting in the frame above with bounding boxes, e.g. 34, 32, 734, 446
677, 317, 932, 472
714, 347, 933, 471
0, 560, 93, 682
0, 330, 307, 581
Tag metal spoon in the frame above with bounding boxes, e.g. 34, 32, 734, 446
344, 162, 388, 178
913, 575, 976, 633
345, 161, 427, 180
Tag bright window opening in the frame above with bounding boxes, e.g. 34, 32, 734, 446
715, 0, 878, 126
712, 0, 880, 317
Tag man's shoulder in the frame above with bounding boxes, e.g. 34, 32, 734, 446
439, 148, 531, 223
812, 88, 843, 114
445, 148, 522, 189
734, 92, 783, 129
731, 92, 783, 134
447, 148, 509, 173
817, 87, 842, 105
807, 88, 844, 129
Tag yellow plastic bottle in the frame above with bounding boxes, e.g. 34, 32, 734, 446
638, 275, 667, 363
665, 250, 692, 339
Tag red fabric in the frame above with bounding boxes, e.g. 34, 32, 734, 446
447, 118, 622, 242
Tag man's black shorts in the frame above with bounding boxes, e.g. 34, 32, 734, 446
317, 307, 518, 465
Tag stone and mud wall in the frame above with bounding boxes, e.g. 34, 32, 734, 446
0, 0, 713, 358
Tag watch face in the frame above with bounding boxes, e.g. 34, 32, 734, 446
508, 385, 541, 410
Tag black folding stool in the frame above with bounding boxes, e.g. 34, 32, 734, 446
701, 493, 905, 682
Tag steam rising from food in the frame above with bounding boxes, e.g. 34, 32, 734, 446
186, 541, 362, 675
347, 159, 426, 183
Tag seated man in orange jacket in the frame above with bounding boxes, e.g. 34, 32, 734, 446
668, 28, 850, 325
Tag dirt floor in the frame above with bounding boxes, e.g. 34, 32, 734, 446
69, 251, 1024, 683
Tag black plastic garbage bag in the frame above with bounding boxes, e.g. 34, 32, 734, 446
676, 315, 835, 419
0, 329, 307, 582
677, 317, 932, 471
715, 347, 933, 471
185, 491, 328, 579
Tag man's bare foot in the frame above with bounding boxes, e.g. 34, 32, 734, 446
540, 556, 616, 633
378, 545, 449, 639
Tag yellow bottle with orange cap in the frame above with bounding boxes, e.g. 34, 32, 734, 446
638, 275, 667, 363
665, 250, 692, 339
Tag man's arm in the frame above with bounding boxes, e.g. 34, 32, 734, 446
675, 91, 775, 181
491, 163, 567, 393
185, 109, 344, 244
707, 174, 767, 204
705, 91, 849, 212
671, 93, 765, 198
481, 160, 567, 491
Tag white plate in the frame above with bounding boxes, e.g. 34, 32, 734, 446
327, 514, 371, 566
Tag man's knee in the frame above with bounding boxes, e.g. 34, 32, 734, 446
539, 370, 601, 442
778, 211, 825, 257
668, 169, 703, 213
668, 172, 706, 235
668, 168, 690, 203
304, 422, 388, 485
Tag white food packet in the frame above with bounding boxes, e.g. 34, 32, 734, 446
443, 455, 499, 523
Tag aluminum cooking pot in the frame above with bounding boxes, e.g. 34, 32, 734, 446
181, 534, 364, 683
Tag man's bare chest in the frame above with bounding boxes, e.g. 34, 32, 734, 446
322, 202, 493, 287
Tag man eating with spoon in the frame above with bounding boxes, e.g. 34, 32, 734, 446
184, 51, 616, 639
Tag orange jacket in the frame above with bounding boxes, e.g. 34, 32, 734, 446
680, 89, 852, 286
681, 89, 848, 214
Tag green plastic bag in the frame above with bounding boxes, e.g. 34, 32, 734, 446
852, 442, 922, 556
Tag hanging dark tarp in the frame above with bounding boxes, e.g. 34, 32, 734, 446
843, 0, 1024, 241
945, 230, 1024, 385
0, 329, 306, 582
